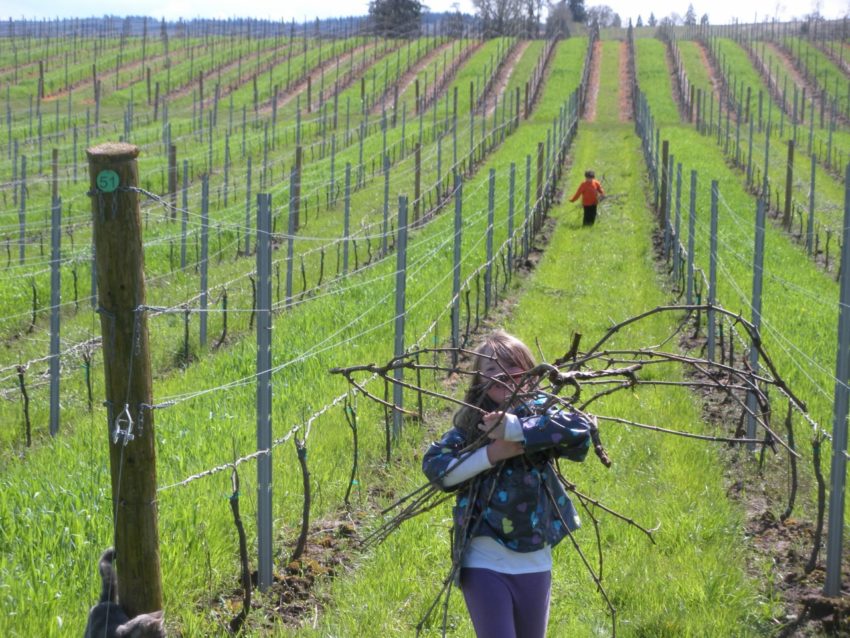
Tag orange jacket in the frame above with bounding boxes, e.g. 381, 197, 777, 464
570, 179, 604, 206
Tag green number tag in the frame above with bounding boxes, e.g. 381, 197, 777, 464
96, 170, 120, 193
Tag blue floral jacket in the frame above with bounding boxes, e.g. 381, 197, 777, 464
422, 396, 592, 555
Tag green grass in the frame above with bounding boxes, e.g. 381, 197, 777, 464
310, 39, 777, 637
0, 34, 546, 455
657, 36, 849, 240
0, 36, 589, 636
636, 33, 843, 565
0, 29, 837, 637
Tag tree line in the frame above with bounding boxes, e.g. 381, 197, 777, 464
368, 1, 713, 38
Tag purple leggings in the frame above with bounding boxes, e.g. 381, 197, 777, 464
460, 568, 551, 638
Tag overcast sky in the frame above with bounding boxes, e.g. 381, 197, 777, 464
4, 0, 849, 27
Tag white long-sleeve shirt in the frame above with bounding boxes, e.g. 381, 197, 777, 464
439, 414, 553, 574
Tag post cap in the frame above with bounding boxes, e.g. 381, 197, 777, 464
86, 142, 140, 161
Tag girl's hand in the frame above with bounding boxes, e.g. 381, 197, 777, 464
480, 412, 508, 439
486, 439, 523, 464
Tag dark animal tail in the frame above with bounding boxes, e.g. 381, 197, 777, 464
97, 548, 118, 604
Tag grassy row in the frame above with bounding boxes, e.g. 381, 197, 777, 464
666, 37, 848, 241
781, 36, 850, 113
315, 38, 776, 637
749, 38, 850, 166
637, 35, 839, 535
712, 36, 850, 192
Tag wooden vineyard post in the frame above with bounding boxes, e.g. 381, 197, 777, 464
86, 142, 162, 618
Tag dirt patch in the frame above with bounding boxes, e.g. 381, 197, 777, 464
764, 42, 809, 94
618, 41, 633, 122
369, 40, 454, 117
484, 41, 530, 118
209, 512, 363, 634
695, 41, 723, 98
583, 39, 602, 122
256, 42, 376, 116
694, 39, 738, 126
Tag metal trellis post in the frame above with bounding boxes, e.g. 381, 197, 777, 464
708, 180, 718, 362
199, 176, 209, 348
825, 163, 850, 596
485, 168, 494, 315
393, 196, 409, 440
687, 170, 697, 305
256, 193, 273, 592
746, 198, 766, 449
49, 196, 61, 436
452, 173, 463, 368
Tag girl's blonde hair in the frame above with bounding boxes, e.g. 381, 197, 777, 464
453, 330, 535, 434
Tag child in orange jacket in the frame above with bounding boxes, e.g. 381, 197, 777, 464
569, 170, 604, 226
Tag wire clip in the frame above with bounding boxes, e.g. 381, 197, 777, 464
113, 403, 135, 445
